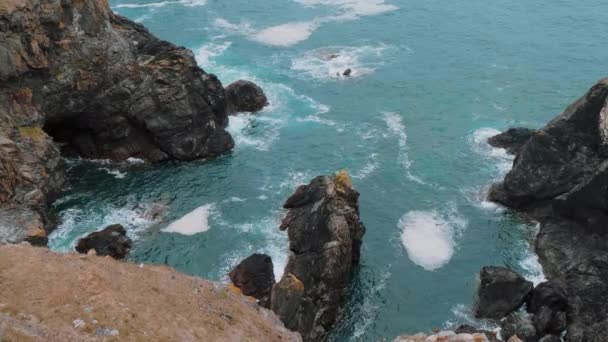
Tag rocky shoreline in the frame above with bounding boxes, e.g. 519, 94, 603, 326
484, 78, 608, 341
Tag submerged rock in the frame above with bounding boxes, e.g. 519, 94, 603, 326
229, 253, 275, 308
474, 266, 533, 320
225, 80, 268, 114
75, 224, 133, 259
343, 68, 352, 76
272, 171, 365, 341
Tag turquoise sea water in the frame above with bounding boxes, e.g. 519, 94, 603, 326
48, 0, 608, 339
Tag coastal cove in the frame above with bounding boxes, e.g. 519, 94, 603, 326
4, 0, 607, 340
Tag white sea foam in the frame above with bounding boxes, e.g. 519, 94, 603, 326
470, 127, 514, 174
126, 157, 145, 164
100, 167, 127, 179
291, 45, 388, 81
49, 203, 159, 251
352, 153, 379, 180
383, 112, 424, 184
196, 41, 232, 68
294, 0, 398, 18
252, 22, 319, 47
215, 0, 396, 47
444, 304, 500, 333
162, 204, 215, 235
520, 252, 546, 286
399, 209, 466, 271
113, 0, 205, 9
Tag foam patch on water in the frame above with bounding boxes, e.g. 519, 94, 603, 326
399, 209, 466, 271
112, 0, 205, 8
215, 0, 396, 47
383, 112, 425, 184
291, 45, 388, 81
49, 203, 159, 252
294, 0, 398, 18
162, 204, 215, 235
196, 41, 232, 68
352, 153, 379, 180
444, 304, 500, 333
470, 127, 514, 175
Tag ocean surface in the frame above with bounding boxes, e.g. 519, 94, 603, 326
48, 0, 608, 339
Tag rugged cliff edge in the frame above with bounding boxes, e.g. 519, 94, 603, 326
488, 78, 608, 341
0, 244, 300, 341
0, 0, 238, 244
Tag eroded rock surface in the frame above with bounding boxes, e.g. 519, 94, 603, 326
0, 0, 242, 244
474, 266, 533, 320
488, 78, 608, 341
271, 171, 365, 341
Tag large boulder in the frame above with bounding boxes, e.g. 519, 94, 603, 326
474, 266, 533, 319
75, 224, 133, 259
229, 253, 275, 308
225, 80, 268, 114
271, 171, 365, 341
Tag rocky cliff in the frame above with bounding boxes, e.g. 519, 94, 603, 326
0, 244, 300, 341
488, 78, 608, 341
0, 0, 237, 244
271, 171, 366, 341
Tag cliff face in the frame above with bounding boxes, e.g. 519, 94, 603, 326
0, 0, 235, 244
0, 244, 301, 341
489, 78, 608, 341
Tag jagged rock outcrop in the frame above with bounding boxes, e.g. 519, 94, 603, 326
0, 244, 301, 341
229, 253, 275, 308
474, 266, 533, 320
487, 127, 535, 155
488, 78, 608, 341
225, 80, 268, 114
500, 311, 537, 342
75, 224, 133, 259
0, 0, 254, 244
271, 171, 365, 341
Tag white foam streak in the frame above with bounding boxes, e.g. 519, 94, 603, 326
162, 204, 215, 235
113, 0, 206, 9
252, 22, 319, 47
383, 112, 424, 184
470, 127, 514, 174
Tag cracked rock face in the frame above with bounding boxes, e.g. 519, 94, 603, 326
272, 171, 365, 341
0, 0, 236, 244
1, 0, 234, 162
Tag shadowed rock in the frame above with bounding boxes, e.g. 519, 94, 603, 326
229, 253, 275, 308
487, 127, 535, 155
75, 224, 132, 259
488, 78, 608, 341
501, 311, 536, 342
474, 266, 533, 320
271, 171, 365, 341
225, 80, 268, 114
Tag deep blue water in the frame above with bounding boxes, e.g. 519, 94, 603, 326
48, 0, 608, 339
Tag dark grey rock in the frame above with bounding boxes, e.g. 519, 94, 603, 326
75, 224, 132, 259
474, 266, 533, 320
229, 253, 275, 308
526, 281, 567, 314
487, 127, 535, 155
500, 311, 537, 342
271, 172, 365, 341
533, 306, 566, 336
538, 335, 562, 342
342, 69, 352, 76
225, 80, 268, 114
